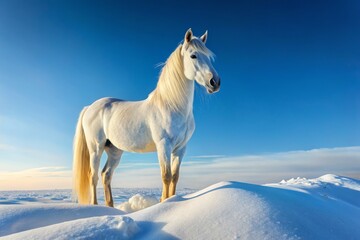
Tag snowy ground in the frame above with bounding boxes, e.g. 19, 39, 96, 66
0, 174, 359, 239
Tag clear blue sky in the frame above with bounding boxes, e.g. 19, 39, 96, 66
0, 1, 359, 189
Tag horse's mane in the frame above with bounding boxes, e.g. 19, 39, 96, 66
149, 39, 214, 112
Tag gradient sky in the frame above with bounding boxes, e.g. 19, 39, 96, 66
0, 0, 359, 190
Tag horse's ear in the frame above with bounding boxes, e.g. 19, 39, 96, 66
200, 30, 208, 44
184, 28, 193, 43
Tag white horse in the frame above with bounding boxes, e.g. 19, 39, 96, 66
73, 29, 220, 207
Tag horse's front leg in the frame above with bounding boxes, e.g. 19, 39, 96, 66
169, 147, 186, 197
156, 139, 172, 202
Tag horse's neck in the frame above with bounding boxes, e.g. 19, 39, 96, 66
150, 75, 194, 115
173, 78, 194, 114
149, 46, 194, 115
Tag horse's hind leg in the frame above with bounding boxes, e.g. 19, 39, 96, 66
102, 142, 122, 207
88, 143, 104, 205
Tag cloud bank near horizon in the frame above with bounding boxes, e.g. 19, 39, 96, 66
0, 146, 359, 190
0, 167, 71, 190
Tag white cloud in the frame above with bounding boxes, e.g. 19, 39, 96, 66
189, 155, 227, 159
0, 167, 71, 190
0, 144, 69, 172
1, 146, 359, 191
111, 146, 360, 189
0, 143, 17, 152
177, 146, 360, 188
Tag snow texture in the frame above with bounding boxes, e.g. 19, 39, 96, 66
0, 174, 359, 240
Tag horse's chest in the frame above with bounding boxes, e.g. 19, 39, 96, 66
165, 115, 195, 147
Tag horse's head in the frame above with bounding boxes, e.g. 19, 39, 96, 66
181, 28, 221, 94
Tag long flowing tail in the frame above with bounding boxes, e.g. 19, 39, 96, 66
72, 107, 90, 204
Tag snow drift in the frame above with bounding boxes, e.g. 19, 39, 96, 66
0, 174, 359, 239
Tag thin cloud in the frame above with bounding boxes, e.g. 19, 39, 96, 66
112, 146, 360, 189
0, 167, 71, 190
0, 143, 17, 151
1, 147, 359, 190
189, 155, 227, 159
177, 146, 360, 188
0, 140, 70, 172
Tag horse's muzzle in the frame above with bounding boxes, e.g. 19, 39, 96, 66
207, 77, 221, 93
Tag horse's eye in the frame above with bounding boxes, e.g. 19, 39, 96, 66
190, 54, 197, 59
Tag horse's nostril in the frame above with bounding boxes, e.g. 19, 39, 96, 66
210, 78, 215, 87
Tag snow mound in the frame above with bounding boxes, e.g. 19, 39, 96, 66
129, 181, 285, 239
129, 176, 360, 239
117, 194, 158, 213
278, 174, 360, 190
7, 215, 139, 240
270, 174, 360, 208
0, 204, 123, 237
1, 174, 359, 239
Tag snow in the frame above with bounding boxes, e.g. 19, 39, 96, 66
6, 215, 139, 240
1, 174, 359, 239
277, 174, 360, 191
0, 204, 122, 237
117, 194, 158, 213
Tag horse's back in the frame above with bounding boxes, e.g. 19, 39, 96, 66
89, 97, 124, 110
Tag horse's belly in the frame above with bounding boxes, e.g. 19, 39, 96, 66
111, 135, 157, 153
133, 141, 157, 153
108, 126, 157, 153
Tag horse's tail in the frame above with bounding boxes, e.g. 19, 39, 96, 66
72, 107, 90, 204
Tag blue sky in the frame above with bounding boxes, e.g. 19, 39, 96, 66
0, 1, 359, 189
